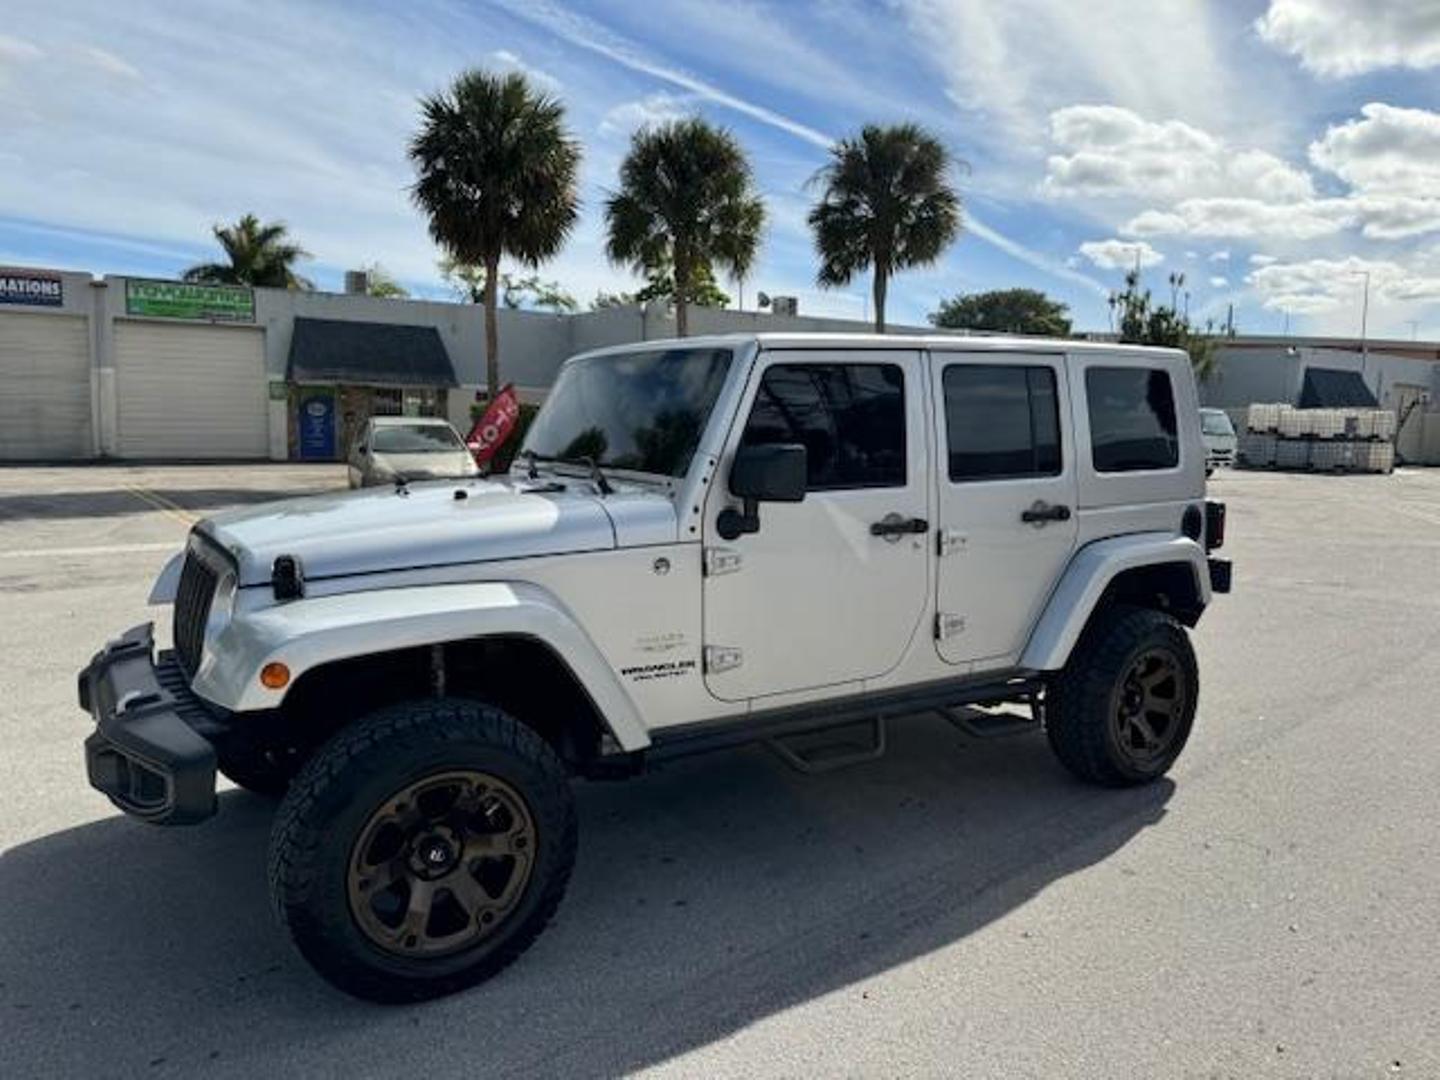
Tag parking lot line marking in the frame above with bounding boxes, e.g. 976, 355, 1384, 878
0, 541, 179, 559
121, 483, 198, 526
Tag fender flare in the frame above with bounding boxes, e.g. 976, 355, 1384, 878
1020, 533, 1210, 672
192, 580, 651, 750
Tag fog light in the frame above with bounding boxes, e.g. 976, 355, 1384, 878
260, 662, 291, 690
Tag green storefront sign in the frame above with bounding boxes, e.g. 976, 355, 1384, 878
125, 279, 255, 322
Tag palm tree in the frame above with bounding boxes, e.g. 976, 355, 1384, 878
605, 118, 764, 337
183, 214, 312, 289
410, 69, 580, 398
808, 123, 962, 333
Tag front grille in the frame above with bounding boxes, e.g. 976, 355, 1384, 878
173, 545, 219, 676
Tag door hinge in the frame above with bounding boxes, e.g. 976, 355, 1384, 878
935, 612, 966, 640
704, 645, 744, 673
703, 547, 743, 577
937, 529, 967, 557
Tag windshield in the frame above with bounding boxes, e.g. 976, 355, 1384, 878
1200, 410, 1235, 436
521, 347, 733, 477
372, 423, 464, 453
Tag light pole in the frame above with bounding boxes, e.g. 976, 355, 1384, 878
1350, 270, 1371, 384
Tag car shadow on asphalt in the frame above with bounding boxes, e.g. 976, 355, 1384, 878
0, 715, 1172, 1078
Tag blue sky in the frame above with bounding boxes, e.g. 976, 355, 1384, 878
3, 0, 1440, 336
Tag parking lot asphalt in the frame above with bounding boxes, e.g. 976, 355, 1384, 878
1, 463, 1438, 1079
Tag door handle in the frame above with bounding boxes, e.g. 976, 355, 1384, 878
1020, 501, 1072, 525
870, 514, 929, 538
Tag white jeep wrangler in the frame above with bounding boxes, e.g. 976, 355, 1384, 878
80, 333, 1230, 1001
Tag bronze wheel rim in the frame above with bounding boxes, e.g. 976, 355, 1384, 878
347, 770, 537, 959
1110, 647, 1187, 768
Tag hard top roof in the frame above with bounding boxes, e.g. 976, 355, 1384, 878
569, 332, 1187, 363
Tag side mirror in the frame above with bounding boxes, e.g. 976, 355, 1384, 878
717, 443, 806, 540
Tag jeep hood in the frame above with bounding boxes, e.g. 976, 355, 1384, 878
202, 476, 661, 588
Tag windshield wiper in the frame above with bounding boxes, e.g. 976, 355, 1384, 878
521, 450, 613, 495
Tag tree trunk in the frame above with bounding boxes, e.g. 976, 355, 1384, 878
674, 250, 690, 338
872, 267, 888, 334
482, 254, 500, 398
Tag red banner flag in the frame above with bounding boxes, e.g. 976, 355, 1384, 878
465, 384, 522, 468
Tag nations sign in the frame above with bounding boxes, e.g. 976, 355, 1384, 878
0, 269, 63, 307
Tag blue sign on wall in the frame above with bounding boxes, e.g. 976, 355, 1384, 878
298, 393, 335, 460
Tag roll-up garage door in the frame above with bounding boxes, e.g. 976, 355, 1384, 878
0, 312, 92, 459
114, 321, 267, 458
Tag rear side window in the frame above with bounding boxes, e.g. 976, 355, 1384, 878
741, 363, 906, 489
1086, 367, 1179, 472
943, 365, 1061, 481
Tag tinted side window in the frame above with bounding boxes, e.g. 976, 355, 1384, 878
943, 365, 1061, 481
741, 363, 906, 489
1086, 367, 1179, 472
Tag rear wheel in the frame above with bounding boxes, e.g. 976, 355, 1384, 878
1045, 605, 1197, 787
268, 698, 576, 1002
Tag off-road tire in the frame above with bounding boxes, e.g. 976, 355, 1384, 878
267, 698, 577, 1003
1045, 605, 1197, 787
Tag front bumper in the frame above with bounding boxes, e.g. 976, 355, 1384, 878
79, 623, 221, 825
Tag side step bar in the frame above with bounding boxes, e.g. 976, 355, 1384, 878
937, 704, 1039, 740
766, 717, 887, 774
638, 672, 1046, 772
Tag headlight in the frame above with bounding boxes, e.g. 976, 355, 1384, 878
204, 569, 238, 643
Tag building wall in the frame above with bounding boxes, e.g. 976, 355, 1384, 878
0, 268, 100, 458
7, 261, 1440, 464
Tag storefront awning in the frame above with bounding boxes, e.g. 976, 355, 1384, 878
1299, 366, 1377, 408
286, 317, 458, 387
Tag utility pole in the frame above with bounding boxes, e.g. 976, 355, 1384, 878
1353, 270, 1371, 373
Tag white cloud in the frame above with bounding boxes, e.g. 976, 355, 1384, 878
1250, 253, 1278, 266
1052, 100, 1440, 246
1124, 198, 1355, 240
485, 49, 562, 93
1209, 250, 1230, 262
598, 92, 695, 138
1245, 255, 1440, 313
1209, 276, 1228, 287
1309, 103, 1440, 197
1042, 105, 1313, 202
1077, 238, 1163, 270
1256, 0, 1440, 77
896, 0, 1239, 139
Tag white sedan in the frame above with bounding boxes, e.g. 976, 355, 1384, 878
347, 416, 479, 488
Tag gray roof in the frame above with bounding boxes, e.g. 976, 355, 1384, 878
286, 317, 457, 387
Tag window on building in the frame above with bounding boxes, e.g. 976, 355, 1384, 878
740, 363, 906, 489
943, 365, 1062, 481
1086, 367, 1179, 472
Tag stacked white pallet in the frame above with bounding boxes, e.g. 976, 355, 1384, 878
1245, 403, 1286, 433
1239, 403, 1395, 473
1310, 409, 1345, 439
1277, 408, 1307, 438
1309, 440, 1354, 471
1238, 432, 1277, 468
1274, 439, 1311, 469
1352, 441, 1394, 473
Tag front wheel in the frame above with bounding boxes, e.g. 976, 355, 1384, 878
1045, 606, 1197, 787
267, 698, 577, 1002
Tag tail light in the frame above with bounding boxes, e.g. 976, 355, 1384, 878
1204, 500, 1226, 552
